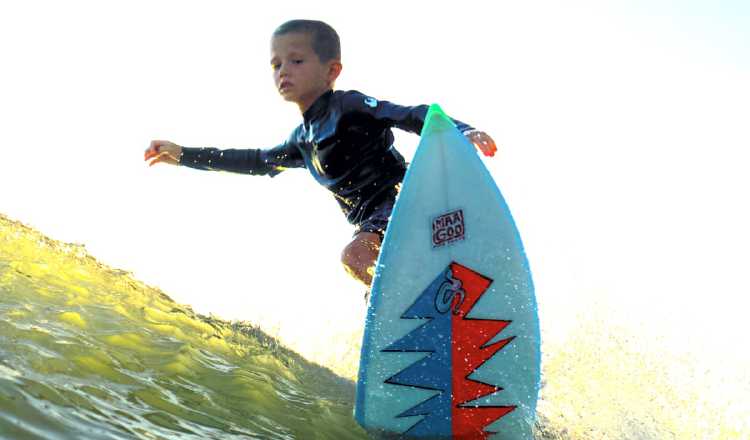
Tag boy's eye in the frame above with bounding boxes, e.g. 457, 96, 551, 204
270, 59, 301, 70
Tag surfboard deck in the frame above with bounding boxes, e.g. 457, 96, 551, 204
354, 104, 540, 439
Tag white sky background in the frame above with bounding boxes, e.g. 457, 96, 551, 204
1, 0, 748, 362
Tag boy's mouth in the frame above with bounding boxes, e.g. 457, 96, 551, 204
279, 81, 293, 91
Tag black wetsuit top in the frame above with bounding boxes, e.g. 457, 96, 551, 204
179, 89, 474, 226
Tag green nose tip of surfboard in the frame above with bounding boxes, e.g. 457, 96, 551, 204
422, 103, 455, 135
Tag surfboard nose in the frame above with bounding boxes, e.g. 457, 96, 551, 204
422, 103, 457, 136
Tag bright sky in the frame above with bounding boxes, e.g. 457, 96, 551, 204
1, 0, 748, 361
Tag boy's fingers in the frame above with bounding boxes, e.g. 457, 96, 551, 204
147, 151, 180, 167
144, 148, 158, 161
147, 152, 164, 166
148, 155, 171, 167
476, 133, 497, 157
484, 138, 496, 152
145, 140, 173, 160
474, 136, 496, 157
144, 142, 162, 160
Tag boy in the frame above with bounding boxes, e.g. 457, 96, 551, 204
144, 19, 497, 298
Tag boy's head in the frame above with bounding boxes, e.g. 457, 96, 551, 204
273, 20, 340, 63
270, 20, 343, 111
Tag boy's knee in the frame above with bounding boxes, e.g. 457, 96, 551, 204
340, 233, 381, 269
340, 243, 354, 268
340, 241, 366, 269
340, 232, 381, 285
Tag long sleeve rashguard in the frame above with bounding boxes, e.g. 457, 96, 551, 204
179, 89, 474, 225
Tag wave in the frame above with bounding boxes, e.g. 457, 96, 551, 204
1, 213, 746, 439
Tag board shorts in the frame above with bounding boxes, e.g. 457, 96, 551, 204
353, 196, 395, 240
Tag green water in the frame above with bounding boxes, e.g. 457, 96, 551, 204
0, 214, 366, 439
0, 213, 747, 439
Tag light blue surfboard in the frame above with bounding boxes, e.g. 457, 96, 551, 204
355, 105, 540, 439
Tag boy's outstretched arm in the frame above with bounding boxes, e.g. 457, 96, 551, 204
341, 90, 498, 157
144, 139, 305, 176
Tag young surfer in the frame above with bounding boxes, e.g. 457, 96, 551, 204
144, 19, 497, 296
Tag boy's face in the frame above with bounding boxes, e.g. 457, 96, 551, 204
270, 32, 341, 111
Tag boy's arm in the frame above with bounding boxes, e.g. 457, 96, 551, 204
179, 141, 304, 177
342, 90, 497, 157
341, 90, 475, 135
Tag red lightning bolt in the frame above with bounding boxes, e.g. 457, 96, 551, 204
450, 262, 516, 439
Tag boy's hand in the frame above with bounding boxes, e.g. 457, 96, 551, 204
144, 140, 182, 167
464, 130, 497, 157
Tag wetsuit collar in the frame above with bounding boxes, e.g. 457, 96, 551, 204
303, 89, 334, 123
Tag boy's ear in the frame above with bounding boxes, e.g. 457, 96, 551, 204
328, 60, 343, 85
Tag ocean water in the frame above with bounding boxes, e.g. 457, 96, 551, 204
0, 213, 747, 439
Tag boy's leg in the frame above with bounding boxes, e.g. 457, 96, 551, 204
341, 231, 382, 287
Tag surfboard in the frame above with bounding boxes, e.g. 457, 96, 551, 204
354, 104, 541, 439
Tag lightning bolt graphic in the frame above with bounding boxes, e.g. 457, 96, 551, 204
382, 262, 515, 439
